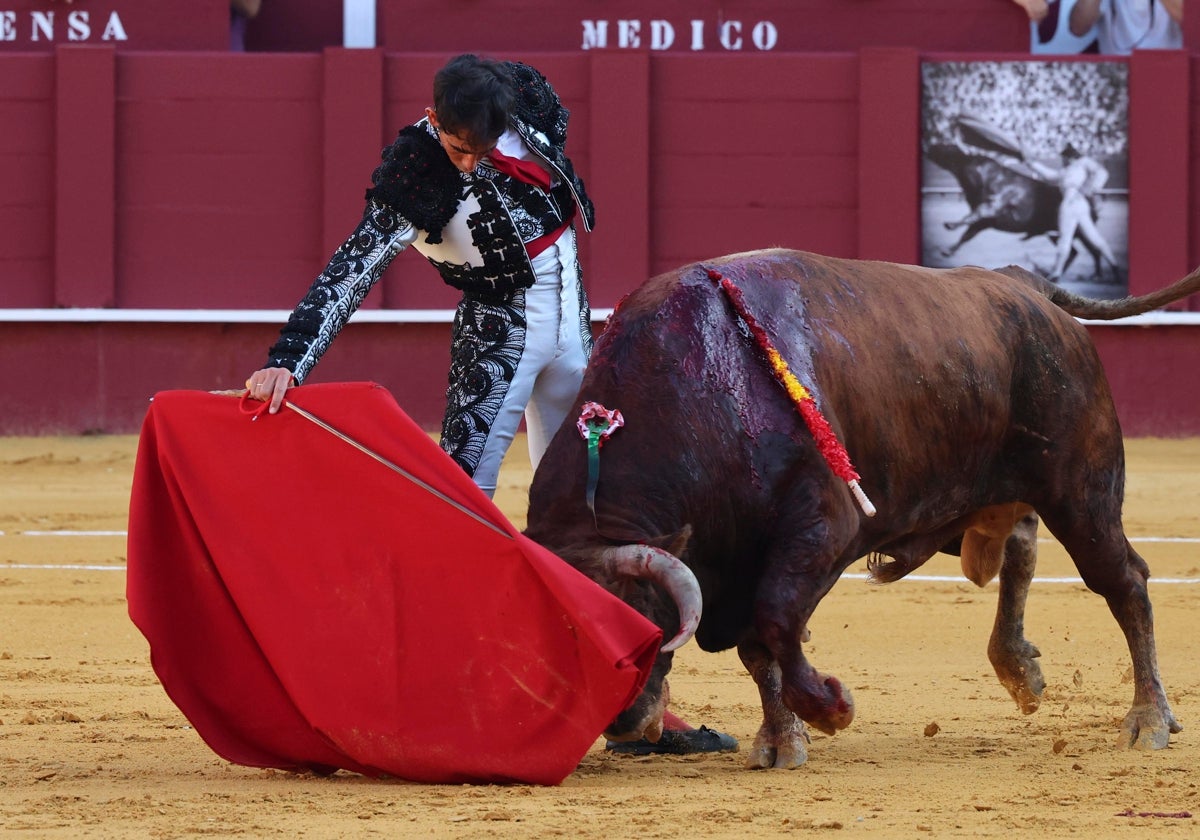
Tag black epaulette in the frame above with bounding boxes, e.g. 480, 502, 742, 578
364, 125, 463, 244
505, 62, 569, 148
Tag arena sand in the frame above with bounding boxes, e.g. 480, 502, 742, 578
1, 433, 1198, 838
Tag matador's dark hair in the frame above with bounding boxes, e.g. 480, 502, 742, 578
432, 54, 514, 145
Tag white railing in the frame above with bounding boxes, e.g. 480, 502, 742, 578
343, 0, 376, 48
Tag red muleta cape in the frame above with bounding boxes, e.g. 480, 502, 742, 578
126, 382, 660, 785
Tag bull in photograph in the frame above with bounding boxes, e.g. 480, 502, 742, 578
926, 141, 1069, 258
524, 249, 1196, 769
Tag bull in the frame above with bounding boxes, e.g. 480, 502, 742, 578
524, 249, 1195, 769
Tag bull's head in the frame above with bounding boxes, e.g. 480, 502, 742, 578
566, 529, 703, 744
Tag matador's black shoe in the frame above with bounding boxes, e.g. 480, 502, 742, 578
604, 725, 738, 756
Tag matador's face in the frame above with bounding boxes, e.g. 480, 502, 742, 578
425, 107, 497, 174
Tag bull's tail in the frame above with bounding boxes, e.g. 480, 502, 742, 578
994, 263, 1200, 320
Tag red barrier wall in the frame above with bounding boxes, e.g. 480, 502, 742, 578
2, 39, 1199, 436
7, 319, 1197, 439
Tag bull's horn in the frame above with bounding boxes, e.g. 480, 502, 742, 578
601, 544, 702, 653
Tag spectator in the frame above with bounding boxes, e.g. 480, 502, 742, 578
1012, 0, 1051, 23
1028, 0, 1101, 53
230, 0, 262, 51
1069, 0, 1183, 54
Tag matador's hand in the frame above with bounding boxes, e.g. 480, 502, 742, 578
244, 367, 295, 415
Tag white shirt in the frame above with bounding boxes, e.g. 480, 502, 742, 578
1095, 0, 1183, 55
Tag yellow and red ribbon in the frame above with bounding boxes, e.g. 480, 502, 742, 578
707, 268, 876, 517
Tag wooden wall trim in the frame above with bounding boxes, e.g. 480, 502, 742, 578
588, 52, 650, 294
54, 45, 115, 307
322, 47, 384, 270
857, 47, 920, 264
1128, 49, 1191, 306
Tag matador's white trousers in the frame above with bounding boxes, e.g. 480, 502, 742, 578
471, 228, 588, 497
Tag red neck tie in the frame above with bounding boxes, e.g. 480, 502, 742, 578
488, 149, 553, 191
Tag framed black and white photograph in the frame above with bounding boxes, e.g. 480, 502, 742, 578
920, 60, 1129, 298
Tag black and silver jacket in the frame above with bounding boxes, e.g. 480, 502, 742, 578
265, 62, 594, 382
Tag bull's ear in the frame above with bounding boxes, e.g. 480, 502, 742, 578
644, 524, 693, 559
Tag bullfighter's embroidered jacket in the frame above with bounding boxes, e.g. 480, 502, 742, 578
263, 62, 594, 474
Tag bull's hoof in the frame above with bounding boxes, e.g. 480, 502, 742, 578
989, 640, 1044, 715
795, 677, 855, 736
1119, 704, 1182, 751
1000, 674, 1043, 715
745, 725, 810, 770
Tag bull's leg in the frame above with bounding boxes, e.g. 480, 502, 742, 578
737, 640, 810, 769
941, 220, 988, 257
753, 564, 856, 739
1088, 539, 1180, 749
943, 215, 972, 231
987, 512, 1045, 714
773, 633, 854, 739
1042, 510, 1181, 749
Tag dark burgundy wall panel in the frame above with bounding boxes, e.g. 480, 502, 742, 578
0, 55, 54, 306
1128, 50, 1190, 304
1091, 326, 1200, 437
55, 46, 116, 307
244, 0, 343, 53
649, 54, 860, 273
114, 54, 324, 309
